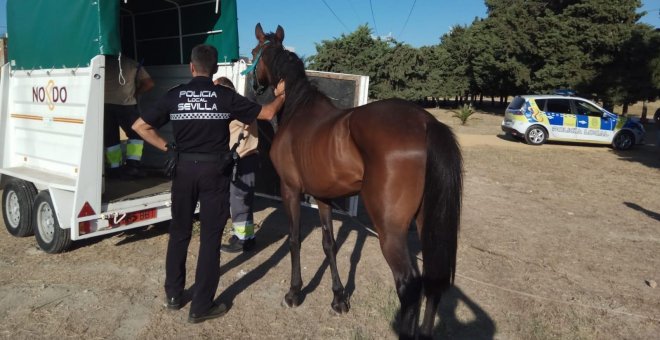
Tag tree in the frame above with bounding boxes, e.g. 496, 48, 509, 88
593, 24, 660, 113
308, 25, 391, 99
306, 0, 656, 108
435, 25, 472, 102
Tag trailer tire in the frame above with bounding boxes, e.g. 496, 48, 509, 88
2, 178, 38, 237
33, 191, 72, 253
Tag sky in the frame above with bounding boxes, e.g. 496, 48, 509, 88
236, 0, 660, 58
0, 0, 659, 59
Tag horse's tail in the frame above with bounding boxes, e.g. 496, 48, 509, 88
421, 119, 462, 295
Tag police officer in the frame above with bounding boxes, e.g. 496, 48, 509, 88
132, 44, 285, 323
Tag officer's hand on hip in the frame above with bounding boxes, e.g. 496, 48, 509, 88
164, 143, 178, 178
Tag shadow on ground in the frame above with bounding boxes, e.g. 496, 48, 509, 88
614, 122, 660, 169
434, 286, 497, 339
385, 271, 496, 339
624, 202, 660, 222
214, 196, 374, 311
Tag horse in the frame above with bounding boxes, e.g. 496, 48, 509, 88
248, 23, 463, 339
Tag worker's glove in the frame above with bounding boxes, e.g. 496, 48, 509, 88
164, 143, 178, 178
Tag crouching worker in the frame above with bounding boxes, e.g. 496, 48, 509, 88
132, 44, 285, 323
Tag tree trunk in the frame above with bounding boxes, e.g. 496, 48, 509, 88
641, 100, 648, 123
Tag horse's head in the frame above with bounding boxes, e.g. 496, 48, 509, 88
244, 23, 284, 94
247, 24, 311, 121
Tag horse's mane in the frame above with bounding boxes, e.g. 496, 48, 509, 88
263, 37, 330, 122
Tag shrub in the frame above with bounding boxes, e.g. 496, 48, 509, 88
453, 103, 475, 125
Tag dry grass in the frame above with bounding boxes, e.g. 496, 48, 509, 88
1, 98, 658, 339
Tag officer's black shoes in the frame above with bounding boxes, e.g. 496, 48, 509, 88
221, 235, 256, 253
188, 303, 228, 323
165, 295, 182, 310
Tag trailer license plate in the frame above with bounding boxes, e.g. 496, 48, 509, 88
109, 208, 157, 227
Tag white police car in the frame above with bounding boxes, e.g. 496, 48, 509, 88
501, 95, 645, 150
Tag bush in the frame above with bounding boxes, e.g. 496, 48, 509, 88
453, 103, 475, 125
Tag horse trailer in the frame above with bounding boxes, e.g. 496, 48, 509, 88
0, 0, 245, 253
0, 0, 368, 253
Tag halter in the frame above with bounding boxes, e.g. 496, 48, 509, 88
241, 40, 271, 95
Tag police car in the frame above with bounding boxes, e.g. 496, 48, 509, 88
501, 95, 645, 150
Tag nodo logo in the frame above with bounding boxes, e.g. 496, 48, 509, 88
32, 80, 68, 110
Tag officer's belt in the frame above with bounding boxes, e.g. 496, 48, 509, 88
178, 152, 226, 163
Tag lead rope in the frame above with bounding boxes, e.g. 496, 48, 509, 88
241, 41, 271, 95
118, 52, 126, 86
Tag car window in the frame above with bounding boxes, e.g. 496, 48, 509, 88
545, 99, 571, 114
534, 99, 547, 110
507, 96, 525, 110
573, 100, 602, 117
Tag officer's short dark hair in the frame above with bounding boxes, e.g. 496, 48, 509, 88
191, 44, 218, 76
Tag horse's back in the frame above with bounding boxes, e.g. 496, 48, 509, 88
271, 104, 364, 198
349, 98, 434, 159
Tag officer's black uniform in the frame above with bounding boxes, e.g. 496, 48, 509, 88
141, 76, 261, 316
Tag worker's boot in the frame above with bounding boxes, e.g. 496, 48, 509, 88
125, 159, 147, 178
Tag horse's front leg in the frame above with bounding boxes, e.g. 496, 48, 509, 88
317, 199, 350, 314
281, 184, 303, 308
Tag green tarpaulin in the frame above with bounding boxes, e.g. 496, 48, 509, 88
6, 0, 239, 69
8, 0, 120, 69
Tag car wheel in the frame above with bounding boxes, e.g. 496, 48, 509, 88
33, 191, 72, 253
612, 131, 634, 151
524, 125, 547, 146
2, 178, 38, 237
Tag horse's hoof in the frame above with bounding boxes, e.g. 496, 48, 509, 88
331, 301, 350, 314
331, 294, 350, 314
282, 292, 301, 308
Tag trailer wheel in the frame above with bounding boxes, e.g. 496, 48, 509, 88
2, 178, 38, 237
33, 191, 71, 253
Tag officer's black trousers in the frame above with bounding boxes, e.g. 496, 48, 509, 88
164, 160, 230, 315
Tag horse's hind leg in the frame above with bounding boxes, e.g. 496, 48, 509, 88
416, 211, 439, 339
281, 184, 303, 308
379, 228, 422, 339
361, 182, 424, 339
317, 199, 349, 314
419, 294, 440, 339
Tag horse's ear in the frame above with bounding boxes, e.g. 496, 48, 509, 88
255, 23, 265, 42
276, 25, 285, 42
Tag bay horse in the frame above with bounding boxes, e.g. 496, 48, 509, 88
249, 23, 463, 339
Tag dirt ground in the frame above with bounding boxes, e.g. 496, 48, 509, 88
1, 108, 659, 340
